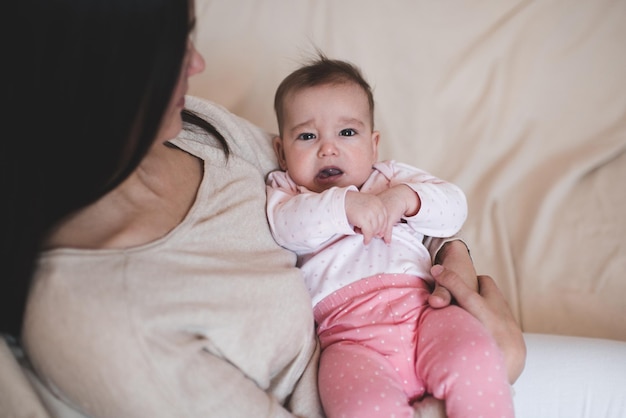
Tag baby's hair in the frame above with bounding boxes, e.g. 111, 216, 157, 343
274, 51, 375, 136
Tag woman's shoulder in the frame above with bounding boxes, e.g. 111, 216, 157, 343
176, 96, 280, 176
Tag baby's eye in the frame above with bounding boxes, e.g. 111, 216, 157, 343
339, 128, 356, 137
297, 132, 316, 140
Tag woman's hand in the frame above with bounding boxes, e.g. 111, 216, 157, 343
430, 265, 527, 384
412, 396, 446, 418
412, 239, 526, 417
428, 239, 478, 308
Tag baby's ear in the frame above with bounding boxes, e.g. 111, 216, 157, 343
272, 136, 288, 170
372, 130, 380, 161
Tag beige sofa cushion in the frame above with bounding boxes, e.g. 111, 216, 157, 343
0, 337, 50, 418
191, 0, 626, 341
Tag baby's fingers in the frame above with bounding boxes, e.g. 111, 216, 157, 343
381, 221, 394, 244
361, 218, 386, 245
360, 228, 375, 244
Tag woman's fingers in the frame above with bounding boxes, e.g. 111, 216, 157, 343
412, 396, 445, 418
432, 267, 526, 383
427, 282, 452, 308
431, 264, 483, 313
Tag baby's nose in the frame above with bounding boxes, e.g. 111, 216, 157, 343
318, 139, 338, 157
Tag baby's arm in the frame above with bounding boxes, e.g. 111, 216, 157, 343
376, 184, 421, 242
345, 185, 420, 244
385, 162, 467, 238
266, 171, 356, 252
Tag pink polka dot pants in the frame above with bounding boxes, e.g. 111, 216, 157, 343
314, 274, 514, 418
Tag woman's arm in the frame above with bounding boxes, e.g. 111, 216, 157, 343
413, 240, 526, 417
424, 238, 526, 382
431, 264, 527, 383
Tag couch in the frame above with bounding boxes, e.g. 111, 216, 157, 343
190, 0, 626, 343
2, 1, 625, 417
188, 0, 626, 416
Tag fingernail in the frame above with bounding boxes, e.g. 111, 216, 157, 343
431, 264, 443, 276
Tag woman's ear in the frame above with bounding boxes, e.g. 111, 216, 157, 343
272, 136, 288, 170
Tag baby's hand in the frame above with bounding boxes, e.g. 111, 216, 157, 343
376, 185, 421, 243
345, 191, 387, 244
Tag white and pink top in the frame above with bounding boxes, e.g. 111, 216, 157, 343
266, 160, 467, 306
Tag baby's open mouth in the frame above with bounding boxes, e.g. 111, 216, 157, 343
317, 167, 343, 179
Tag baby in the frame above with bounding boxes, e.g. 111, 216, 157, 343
266, 54, 514, 418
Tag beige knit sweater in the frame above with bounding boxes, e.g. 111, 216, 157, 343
20, 97, 323, 418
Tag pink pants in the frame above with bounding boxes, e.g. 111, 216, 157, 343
314, 274, 514, 418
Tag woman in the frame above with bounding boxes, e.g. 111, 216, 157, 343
2, 0, 524, 416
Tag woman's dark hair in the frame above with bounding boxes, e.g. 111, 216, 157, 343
2, 0, 227, 337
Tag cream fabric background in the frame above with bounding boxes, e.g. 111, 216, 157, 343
3, 2, 626, 417
190, 0, 626, 341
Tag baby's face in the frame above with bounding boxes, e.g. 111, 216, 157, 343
275, 82, 379, 193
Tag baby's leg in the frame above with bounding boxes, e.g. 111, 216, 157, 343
318, 341, 416, 418
416, 305, 514, 418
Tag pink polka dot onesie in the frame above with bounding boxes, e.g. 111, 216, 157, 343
266, 160, 514, 418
